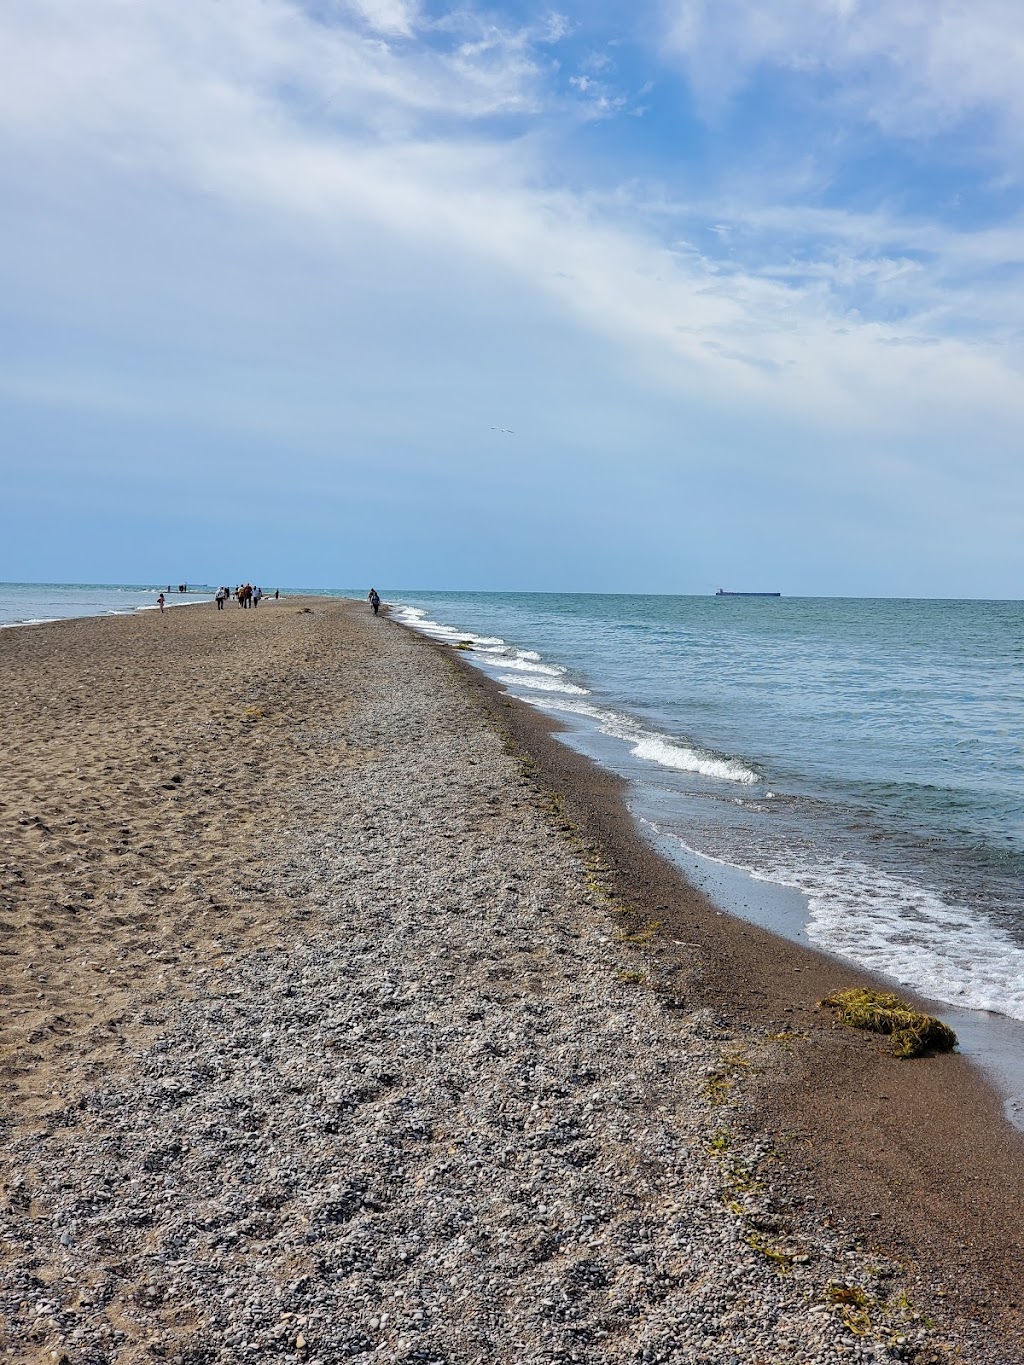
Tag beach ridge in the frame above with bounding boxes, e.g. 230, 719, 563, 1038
1, 598, 1020, 1363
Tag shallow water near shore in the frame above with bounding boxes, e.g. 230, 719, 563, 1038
551, 709, 1024, 1127
380, 589, 1024, 1123
0, 581, 213, 626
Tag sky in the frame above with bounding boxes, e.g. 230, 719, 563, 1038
1, 0, 1023, 596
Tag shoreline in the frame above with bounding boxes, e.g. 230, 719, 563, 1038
0, 586, 208, 631
404, 600, 1024, 1132
1, 597, 1021, 1363
434, 616, 1024, 1345
389, 592, 1024, 1077
639, 821, 1024, 1131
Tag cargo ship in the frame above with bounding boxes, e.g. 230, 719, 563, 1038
715, 589, 781, 597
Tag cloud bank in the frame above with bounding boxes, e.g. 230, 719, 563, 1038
1, 0, 1021, 590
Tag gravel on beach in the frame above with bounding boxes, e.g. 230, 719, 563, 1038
0, 599, 1019, 1364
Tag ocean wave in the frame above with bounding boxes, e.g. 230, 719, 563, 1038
736, 855, 1024, 1024
393, 599, 759, 786
644, 818, 1024, 1027
521, 697, 760, 785
520, 698, 609, 723
490, 655, 564, 677
0, 616, 59, 629
390, 606, 506, 649
628, 735, 760, 784
497, 674, 589, 696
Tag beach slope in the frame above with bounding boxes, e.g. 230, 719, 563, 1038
0, 598, 1021, 1363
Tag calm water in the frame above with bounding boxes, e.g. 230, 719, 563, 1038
386, 593, 1024, 1042
0, 582, 214, 626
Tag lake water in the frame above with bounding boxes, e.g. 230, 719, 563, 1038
385, 591, 1024, 1123
0, 582, 212, 626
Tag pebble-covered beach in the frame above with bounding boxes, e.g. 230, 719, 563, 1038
1, 599, 1020, 1363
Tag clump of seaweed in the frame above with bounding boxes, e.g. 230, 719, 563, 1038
705, 1046, 753, 1106
821, 988, 957, 1058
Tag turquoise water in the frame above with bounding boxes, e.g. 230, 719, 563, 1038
388, 592, 1024, 1040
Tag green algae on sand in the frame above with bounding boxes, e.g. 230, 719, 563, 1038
821, 988, 958, 1058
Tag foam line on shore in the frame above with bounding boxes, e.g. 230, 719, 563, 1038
392, 601, 761, 785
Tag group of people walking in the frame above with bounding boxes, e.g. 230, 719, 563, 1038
155, 584, 280, 614
159, 586, 380, 615
214, 584, 278, 609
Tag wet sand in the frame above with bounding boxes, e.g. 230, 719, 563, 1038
0, 597, 1021, 1363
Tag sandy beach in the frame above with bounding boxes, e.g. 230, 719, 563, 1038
1, 597, 1021, 1364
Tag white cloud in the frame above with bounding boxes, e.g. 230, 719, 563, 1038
0, 0, 1022, 451
341, 0, 420, 38
662, 0, 1024, 151
0, 0, 552, 144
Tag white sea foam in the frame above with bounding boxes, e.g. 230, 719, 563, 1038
807, 865, 1024, 1023
392, 604, 572, 683
389, 605, 506, 649
490, 656, 564, 677
521, 697, 760, 785
629, 735, 760, 784
389, 606, 453, 636
393, 601, 760, 786
645, 819, 1024, 1026
522, 698, 611, 724
737, 854, 1024, 1024
497, 674, 589, 695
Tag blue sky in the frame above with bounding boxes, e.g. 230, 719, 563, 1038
1, 0, 1022, 596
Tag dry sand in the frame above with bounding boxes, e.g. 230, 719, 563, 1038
0, 597, 1021, 1364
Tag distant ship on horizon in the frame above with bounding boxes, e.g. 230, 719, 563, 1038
714, 589, 782, 597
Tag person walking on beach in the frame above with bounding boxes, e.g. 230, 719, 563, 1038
253, 586, 263, 608
368, 588, 381, 616
215, 587, 226, 611
157, 592, 165, 614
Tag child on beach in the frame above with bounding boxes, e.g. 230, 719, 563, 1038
157, 593, 165, 614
